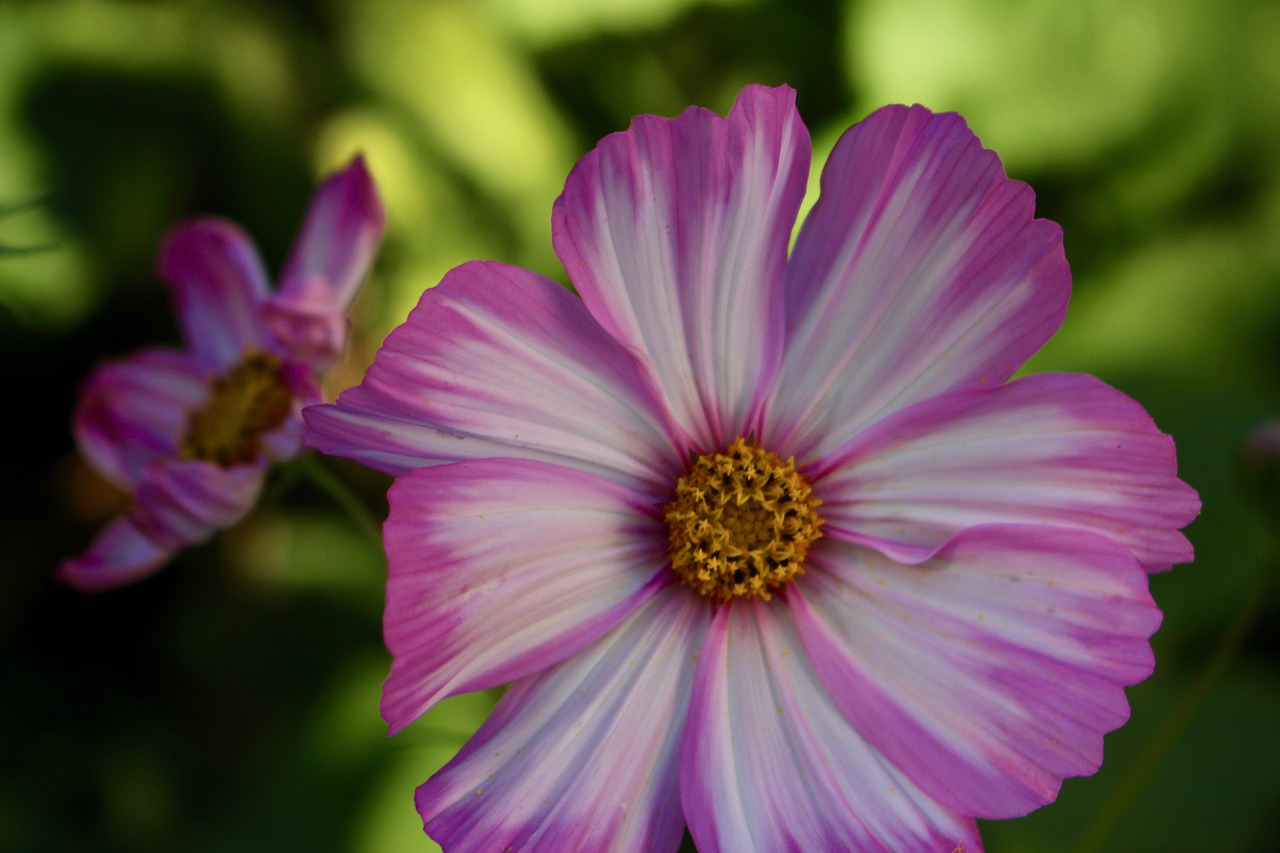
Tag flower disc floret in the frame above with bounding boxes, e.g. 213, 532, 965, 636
181, 351, 293, 467
664, 437, 823, 602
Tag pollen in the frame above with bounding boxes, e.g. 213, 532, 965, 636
181, 351, 293, 467
663, 437, 823, 603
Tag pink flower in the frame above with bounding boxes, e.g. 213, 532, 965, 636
60, 157, 385, 592
305, 87, 1199, 850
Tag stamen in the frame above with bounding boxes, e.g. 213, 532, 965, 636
663, 437, 823, 602
181, 351, 293, 467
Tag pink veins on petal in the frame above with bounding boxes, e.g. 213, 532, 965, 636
59, 156, 385, 592
304, 85, 1199, 851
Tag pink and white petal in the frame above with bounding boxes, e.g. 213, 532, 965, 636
766, 104, 1070, 461
304, 261, 684, 490
158, 219, 273, 370
73, 347, 207, 489
132, 458, 264, 549
815, 373, 1199, 572
57, 514, 175, 592
682, 601, 981, 852
553, 84, 810, 449
258, 409, 307, 461
381, 458, 669, 733
417, 585, 707, 853
792, 526, 1161, 819
279, 155, 385, 309
261, 275, 349, 370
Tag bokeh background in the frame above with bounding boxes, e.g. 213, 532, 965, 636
3, 0, 1278, 850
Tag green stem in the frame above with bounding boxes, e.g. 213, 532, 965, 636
295, 453, 384, 550
1074, 557, 1272, 853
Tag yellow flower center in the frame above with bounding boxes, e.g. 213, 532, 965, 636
181, 351, 293, 467
663, 437, 823, 603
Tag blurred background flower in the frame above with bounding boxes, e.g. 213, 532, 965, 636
2, 0, 1276, 850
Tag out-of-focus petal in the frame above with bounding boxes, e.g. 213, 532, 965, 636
158, 219, 273, 370
417, 586, 707, 853
815, 373, 1199, 572
554, 84, 810, 449
305, 261, 684, 490
768, 104, 1070, 460
133, 457, 263, 548
279, 155, 386, 309
682, 601, 982, 852
262, 276, 349, 370
258, 409, 307, 461
381, 457, 668, 733
73, 347, 205, 489
57, 514, 174, 592
792, 526, 1160, 819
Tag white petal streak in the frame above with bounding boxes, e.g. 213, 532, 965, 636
157, 219, 273, 370
768, 104, 1069, 460
305, 261, 683, 488
279, 154, 385, 308
380, 458, 668, 733
73, 347, 205, 489
418, 586, 707, 853
682, 601, 981, 852
133, 457, 263, 549
794, 527, 1160, 818
554, 84, 810, 448
816, 373, 1199, 571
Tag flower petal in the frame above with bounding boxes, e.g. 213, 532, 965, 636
261, 275, 351, 371
553, 84, 810, 448
682, 601, 981, 852
57, 514, 175, 592
417, 585, 707, 853
73, 347, 206, 489
767, 104, 1070, 460
132, 457, 264, 549
258, 409, 307, 462
268, 156, 386, 368
279, 154, 386, 308
304, 261, 683, 489
158, 219, 273, 370
792, 526, 1161, 819
815, 373, 1199, 572
381, 458, 669, 733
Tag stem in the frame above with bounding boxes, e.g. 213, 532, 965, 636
1074, 557, 1272, 853
295, 453, 384, 550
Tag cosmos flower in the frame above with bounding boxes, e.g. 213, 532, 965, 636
305, 87, 1199, 850
60, 156, 384, 592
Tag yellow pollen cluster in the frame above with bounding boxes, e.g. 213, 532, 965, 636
181, 351, 293, 467
663, 437, 823, 603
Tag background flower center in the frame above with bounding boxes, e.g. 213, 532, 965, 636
181, 351, 293, 467
663, 437, 823, 602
